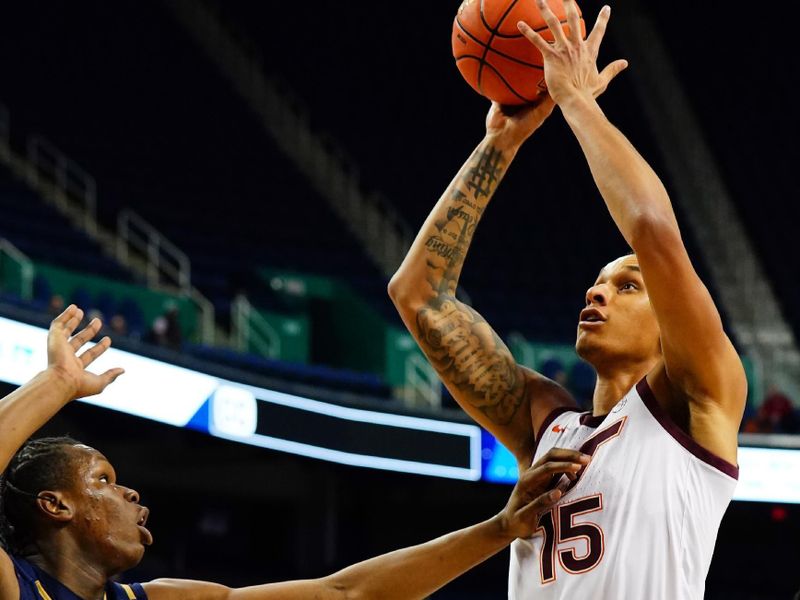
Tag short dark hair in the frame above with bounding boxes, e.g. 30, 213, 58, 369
0, 436, 81, 556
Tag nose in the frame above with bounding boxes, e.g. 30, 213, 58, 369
585, 284, 608, 306
123, 487, 140, 504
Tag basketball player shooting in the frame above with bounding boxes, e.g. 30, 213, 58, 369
389, 1, 746, 597
0, 305, 588, 600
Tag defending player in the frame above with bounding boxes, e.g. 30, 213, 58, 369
0, 306, 588, 600
388, 1, 746, 597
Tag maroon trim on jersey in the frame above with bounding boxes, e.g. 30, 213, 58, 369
579, 412, 607, 428
636, 378, 739, 480
533, 406, 579, 456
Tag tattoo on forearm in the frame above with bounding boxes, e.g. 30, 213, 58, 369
416, 299, 525, 425
465, 145, 504, 200
425, 236, 461, 260
425, 144, 507, 295
414, 143, 525, 425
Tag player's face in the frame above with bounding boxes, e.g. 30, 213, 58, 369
64, 445, 152, 572
575, 255, 661, 368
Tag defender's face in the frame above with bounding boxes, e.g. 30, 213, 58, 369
65, 446, 152, 572
575, 255, 661, 366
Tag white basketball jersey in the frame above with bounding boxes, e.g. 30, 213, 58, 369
509, 379, 738, 600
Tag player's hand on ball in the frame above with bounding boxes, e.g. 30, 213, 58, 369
517, 0, 628, 105
485, 93, 555, 148
497, 448, 590, 540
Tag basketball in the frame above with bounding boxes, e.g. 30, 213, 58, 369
452, 0, 585, 105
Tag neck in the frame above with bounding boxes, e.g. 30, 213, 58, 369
591, 358, 658, 415
28, 538, 109, 600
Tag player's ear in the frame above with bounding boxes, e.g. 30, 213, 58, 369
36, 491, 74, 523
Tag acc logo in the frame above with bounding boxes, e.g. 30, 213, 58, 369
552, 424, 567, 433
611, 397, 628, 413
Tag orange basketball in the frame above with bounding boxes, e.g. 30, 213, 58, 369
452, 0, 585, 105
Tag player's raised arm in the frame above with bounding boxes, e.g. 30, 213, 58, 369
388, 97, 579, 463
0, 305, 124, 599
0, 306, 124, 476
143, 449, 588, 600
519, 1, 746, 460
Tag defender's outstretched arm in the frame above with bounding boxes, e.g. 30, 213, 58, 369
143, 450, 588, 600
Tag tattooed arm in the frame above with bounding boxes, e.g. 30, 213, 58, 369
389, 98, 576, 464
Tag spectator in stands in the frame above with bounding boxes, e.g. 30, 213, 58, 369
146, 305, 182, 350
743, 387, 799, 434
109, 314, 128, 338
46, 294, 64, 318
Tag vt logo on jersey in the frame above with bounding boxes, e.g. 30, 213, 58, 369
536, 416, 627, 584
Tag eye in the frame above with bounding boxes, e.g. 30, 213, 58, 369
99, 475, 110, 484
620, 282, 638, 292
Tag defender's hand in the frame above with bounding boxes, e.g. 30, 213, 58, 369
47, 305, 125, 400
497, 448, 590, 540
485, 94, 556, 149
517, 0, 627, 106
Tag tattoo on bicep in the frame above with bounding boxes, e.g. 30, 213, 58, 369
416, 298, 525, 425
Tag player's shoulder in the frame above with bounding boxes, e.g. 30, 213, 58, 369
0, 550, 22, 600
522, 366, 579, 434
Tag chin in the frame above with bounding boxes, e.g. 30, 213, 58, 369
122, 547, 146, 572
575, 334, 603, 364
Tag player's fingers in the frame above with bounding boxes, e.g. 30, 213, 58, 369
586, 5, 611, 59
55, 306, 84, 337
99, 367, 125, 388
517, 21, 555, 56
70, 318, 102, 351
535, 448, 591, 466
528, 461, 584, 480
519, 462, 582, 490
78, 336, 111, 366
563, 0, 582, 43
516, 488, 563, 522
597, 59, 628, 93
535, 0, 569, 46
51, 304, 78, 328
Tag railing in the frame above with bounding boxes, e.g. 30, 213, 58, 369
190, 288, 216, 346
116, 209, 215, 345
404, 353, 442, 410
117, 209, 191, 293
231, 294, 281, 358
0, 238, 34, 301
26, 136, 97, 235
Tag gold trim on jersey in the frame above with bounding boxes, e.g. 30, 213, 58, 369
35, 580, 110, 600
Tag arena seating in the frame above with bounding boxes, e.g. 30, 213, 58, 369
210, 0, 724, 344
0, 2, 392, 328
0, 0, 747, 407
647, 2, 800, 344
0, 167, 130, 282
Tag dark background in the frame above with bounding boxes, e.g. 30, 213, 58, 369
1, 0, 799, 597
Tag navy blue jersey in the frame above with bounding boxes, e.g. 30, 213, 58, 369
10, 556, 147, 600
